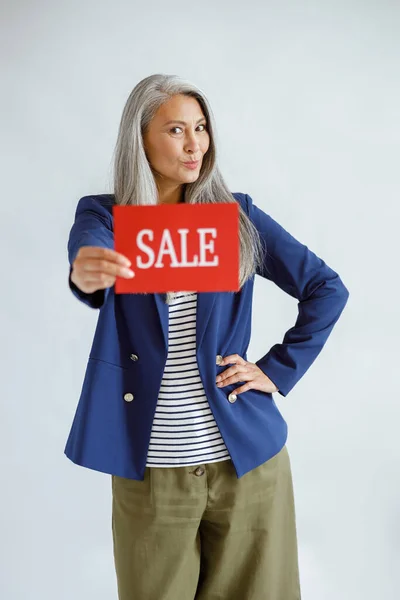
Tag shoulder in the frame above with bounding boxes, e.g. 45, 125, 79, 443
231, 192, 292, 247
231, 191, 263, 215
74, 193, 115, 220
231, 192, 250, 215
231, 191, 270, 223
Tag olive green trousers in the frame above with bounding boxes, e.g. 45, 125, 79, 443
111, 444, 301, 600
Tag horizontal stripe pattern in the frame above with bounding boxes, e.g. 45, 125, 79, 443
146, 291, 231, 468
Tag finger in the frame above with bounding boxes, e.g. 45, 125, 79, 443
217, 372, 252, 387
231, 382, 254, 395
80, 258, 134, 279
220, 353, 246, 366
78, 246, 131, 266
73, 272, 116, 293
79, 271, 116, 284
217, 363, 250, 382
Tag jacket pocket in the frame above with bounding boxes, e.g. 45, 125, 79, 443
88, 357, 128, 372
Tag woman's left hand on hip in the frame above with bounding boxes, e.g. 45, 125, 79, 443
215, 354, 279, 395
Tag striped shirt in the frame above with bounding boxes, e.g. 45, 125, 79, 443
146, 291, 231, 468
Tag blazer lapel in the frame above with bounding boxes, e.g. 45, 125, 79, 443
153, 291, 217, 352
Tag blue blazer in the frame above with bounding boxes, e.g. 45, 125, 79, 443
65, 192, 349, 480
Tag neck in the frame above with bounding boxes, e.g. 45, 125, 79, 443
157, 182, 185, 205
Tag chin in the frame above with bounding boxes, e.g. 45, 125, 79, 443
177, 174, 198, 183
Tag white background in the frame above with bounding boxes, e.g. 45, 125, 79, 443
1, 0, 399, 598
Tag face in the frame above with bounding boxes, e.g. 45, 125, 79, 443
142, 94, 210, 198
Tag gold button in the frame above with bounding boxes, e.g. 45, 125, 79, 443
216, 354, 223, 365
194, 467, 205, 476
228, 393, 237, 403
130, 354, 139, 361
124, 393, 134, 402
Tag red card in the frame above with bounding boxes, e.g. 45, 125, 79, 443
113, 202, 239, 293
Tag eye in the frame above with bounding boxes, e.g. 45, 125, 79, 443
170, 124, 207, 134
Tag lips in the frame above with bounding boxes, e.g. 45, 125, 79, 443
182, 161, 199, 170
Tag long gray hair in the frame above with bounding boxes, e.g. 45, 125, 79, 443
110, 73, 264, 304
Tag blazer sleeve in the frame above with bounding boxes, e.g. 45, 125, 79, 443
245, 193, 350, 397
67, 195, 115, 309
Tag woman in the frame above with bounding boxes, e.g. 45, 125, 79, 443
66, 74, 349, 600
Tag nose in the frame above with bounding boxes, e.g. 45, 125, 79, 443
184, 131, 201, 154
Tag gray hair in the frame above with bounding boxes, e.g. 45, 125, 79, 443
110, 73, 264, 304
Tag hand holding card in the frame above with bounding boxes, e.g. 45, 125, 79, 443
70, 246, 134, 295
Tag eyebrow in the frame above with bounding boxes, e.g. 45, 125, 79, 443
163, 118, 206, 126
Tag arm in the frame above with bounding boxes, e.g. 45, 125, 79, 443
67, 195, 114, 309
245, 193, 350, 397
